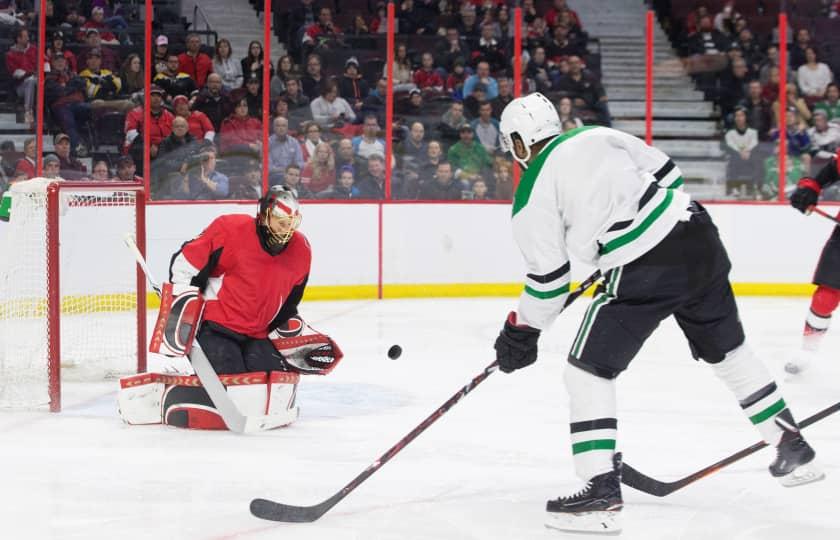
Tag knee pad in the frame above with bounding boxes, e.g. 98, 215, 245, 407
811, 285, 840, 318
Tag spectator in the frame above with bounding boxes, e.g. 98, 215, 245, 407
338, 57, 369, 113
228, 158, 263, 199
271, 55, 299, 99
414, 53, 444, 93
398, 121, 428, 163
546, 24, 584, 64
739, 80, 773, 140
471, 101, 501, 153
80, 6, 119, 44
759, 45, 782, 85
179, 33, 214, 89
439, 101, 469, 142
352, 115, 386, 159
193, 73, 232, 132
361, 77, 387, 123
419, 160, 462, 200
234, 75, 264, 118
557, 96, 584, 130
78, 29, 119, 72
153, 55, 197, 99
436, 27, 471, 74
45, 53, 90, 156
491, 77, 514, 119
399, 88, 425, 116
284, 78, 313, 128
446, 60, 468, 98
687, 14, 729, 56
397, 0, 433, 35
773, 83, 812, 126
355, 153, 386, 199
448, 125, 493, 184
770, 107, 812, 170
153, 35, 170, 79
526, 46, 553, 94
475, 23, 506, 73
80, 48, 122, 101
797, 47, 834, 102
762, 65, 781, 103
370, 1, 389, 34
114, 155, 142, 182
219, 98, 262, 155
13, 138, 36, 179
545, 0, 582, 28
391, 43, 417, 92
4, 27, 37, 126
310, 81, 356, 129
172, 95, 215, 143
319, 166, 359, 199
124, 85, 174, 160
43, 154, 62, 180
463, 61, 499, 100
90, 160, 110, 182
302, 7, 344, 56
213, 38, 243, 91
300, 121, 327, 161
269, 116, 304, 186
526, 16, 550, 50
241, 40, 271, 84
47, 30, 78, 72
190, 147, 229, 200
789, 28, 814, 71
301, 142, 336, 194
53, 133, 87, 179
735, 28, 764, 76
281, 164, 313, 200
493, 157, 514, 199
718, 57, 750, 121
724, 107, 761, 193
555, 55, 611, 126
119, 53, 144, 97
815, 83, 840, 122
471, 178, 490, 200
335, 137, 364, 172
152, 115, 196, 199
301, 54, 326, 101
712, 1, 742, 35
808, 110, 840, 166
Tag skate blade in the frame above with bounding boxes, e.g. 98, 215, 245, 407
778, 461, 826, 487
545, 510, 621, 535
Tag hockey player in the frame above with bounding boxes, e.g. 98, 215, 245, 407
493, 93, 822, 534
786, 149, 840, 374
136, 185, 342, 429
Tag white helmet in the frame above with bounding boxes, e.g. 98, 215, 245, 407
499, 92, 562, 168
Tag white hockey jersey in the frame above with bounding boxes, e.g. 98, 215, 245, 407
512, 126, 691, 330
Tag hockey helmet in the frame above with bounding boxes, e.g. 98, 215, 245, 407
499, 92, 562, 169
257, 185, 302, 255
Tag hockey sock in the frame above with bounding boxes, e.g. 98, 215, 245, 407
564, 364, 617, 480
709, 344, 794, 446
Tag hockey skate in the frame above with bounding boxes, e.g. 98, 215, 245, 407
769, 416, 824, 487
545, 453, 623, 535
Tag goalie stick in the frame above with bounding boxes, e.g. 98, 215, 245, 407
250, 269, 603, 523
123, 234, 290, 434
622, 400, 840, 497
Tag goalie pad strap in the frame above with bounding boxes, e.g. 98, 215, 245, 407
150, 282, 206, 357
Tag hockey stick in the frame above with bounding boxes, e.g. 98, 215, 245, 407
250, 269, 603, 523
122, 234, 289, 434
622, 400, 840, 497
811, 206, 840, 225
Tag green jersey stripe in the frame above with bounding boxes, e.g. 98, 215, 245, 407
572, 439, 617, 454
600, 189, 675, 255
749, 398, 787, 425
524, 283, 570, 299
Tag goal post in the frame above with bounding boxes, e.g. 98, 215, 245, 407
0, 179, 147, 412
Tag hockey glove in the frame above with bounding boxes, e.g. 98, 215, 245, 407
269, 316, 344, 375
790, 178, 821, 214
494, 312, 540, 373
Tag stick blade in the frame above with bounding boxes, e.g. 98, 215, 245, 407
250, 498, 328, 523
621, 463, 676, 497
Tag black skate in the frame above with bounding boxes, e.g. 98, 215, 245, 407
769, 419, 824, 487
545, 453, 623, 535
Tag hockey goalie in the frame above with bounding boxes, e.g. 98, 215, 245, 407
119, 186, 343, 430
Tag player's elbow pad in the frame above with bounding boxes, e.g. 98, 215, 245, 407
150, 283, 205, 357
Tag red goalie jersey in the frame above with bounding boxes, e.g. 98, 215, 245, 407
169, 214, 312, 338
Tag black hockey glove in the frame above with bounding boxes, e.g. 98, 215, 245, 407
790, 178, 821, 214
494, 312, 540, 373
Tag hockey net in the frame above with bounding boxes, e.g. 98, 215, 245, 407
0, 179, 146, 411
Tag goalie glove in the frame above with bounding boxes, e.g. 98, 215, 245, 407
150, 282, 205, 357
269, 316, 343, 375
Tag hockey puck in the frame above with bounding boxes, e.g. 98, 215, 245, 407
387, 345, 403, 360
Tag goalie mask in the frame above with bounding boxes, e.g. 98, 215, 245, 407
257, 185, 302, 255
499, 92, 562, 169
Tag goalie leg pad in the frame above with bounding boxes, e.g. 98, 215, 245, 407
150, 282, 205, 357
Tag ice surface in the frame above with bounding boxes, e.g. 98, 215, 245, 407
1, 297, 838, 539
